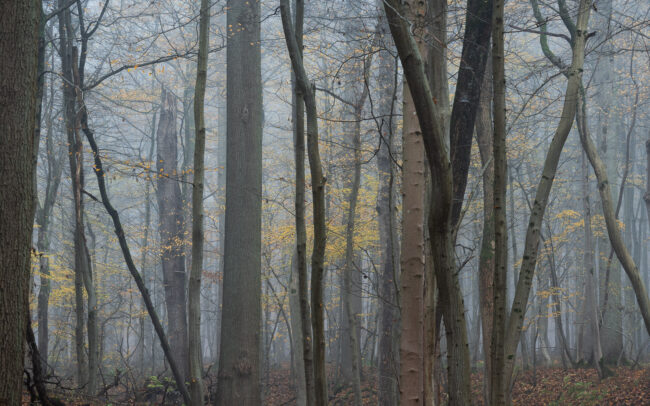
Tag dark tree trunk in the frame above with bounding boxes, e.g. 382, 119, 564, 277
215, 0, 263, 403
0, 0, 40, 403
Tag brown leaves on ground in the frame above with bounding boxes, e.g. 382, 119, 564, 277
470, 366, 650, 406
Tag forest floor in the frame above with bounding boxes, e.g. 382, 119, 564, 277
265, 365, 650, 405
23, 364, 650, 405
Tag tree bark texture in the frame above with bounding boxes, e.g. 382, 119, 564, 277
0, 1, 40, 404
216, 0, 263, 403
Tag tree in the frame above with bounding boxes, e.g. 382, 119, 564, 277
156, 88, 189, 381
215, 0, 263, 403
188, 0, 210, 403
0, 0, 40, 404
280, 1, 329, 403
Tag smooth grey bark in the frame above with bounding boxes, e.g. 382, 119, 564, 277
0, 0, 40, 403
215, 0, 263, 403
578, 143, 603, 374
156, 88, 189, 382
188, 0, 210, 403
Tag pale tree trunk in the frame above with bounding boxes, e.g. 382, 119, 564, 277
188, 0, 210, 403
342, 103, 363, 406
501, 0, 592, 397
578, 143, 603, 375
156, 88, 189, 382
138, 113, 155, 374
578, 92, 650, 354
288, 1, 316, 404
215, 0, 263, 403
280, 2, 328, 404
37, 69, 64, 374
0, 0, 39, 403
375, 7, 400, 404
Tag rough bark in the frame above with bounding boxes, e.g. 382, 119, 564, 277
188, 0, 210, 403
215, 0, 263, 403
0, 1, 40, 403
280, 2, 328, 404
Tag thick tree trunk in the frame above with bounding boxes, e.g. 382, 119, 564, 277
216, 0, 263, 403
0, 1, 40, 403
188, 0, 210, 403
156, 88, 189, 382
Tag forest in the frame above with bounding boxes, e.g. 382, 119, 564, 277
0, 0, 649, 405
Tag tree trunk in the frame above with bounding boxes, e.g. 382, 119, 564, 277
375, 8, 400, 404
156, 88, 189, 382
490, 0, 508, 399
502, 0, 592, 395
476, 54, 495, 403
342, 103, 363, 406
578, 94, 650, 352
0, 0, 39, 403
289, 251, 307, 406
188, 0, 210, 403
215, 0, 263, 403
36, 69, 64, 374
289, 1, 316, 403
280, 2, 328, 404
